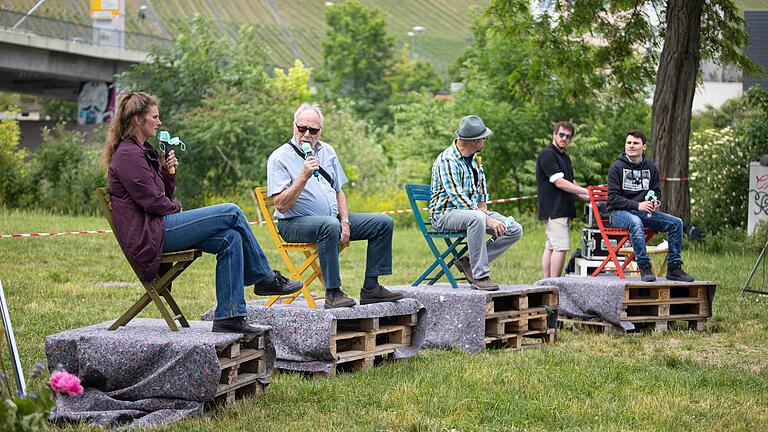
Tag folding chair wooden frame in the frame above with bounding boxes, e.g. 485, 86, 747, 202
254, 187, 346, 309
405, 184, 469, 288
95, 187, 201, 331
587, 185, 658, 279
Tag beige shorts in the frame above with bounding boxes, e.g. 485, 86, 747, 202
545, 217, 571, 251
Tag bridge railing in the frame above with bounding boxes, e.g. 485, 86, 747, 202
0, 9, 172, 52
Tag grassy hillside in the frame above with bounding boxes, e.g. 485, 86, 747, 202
3, 0, 488, 76
5, 0, 766, 76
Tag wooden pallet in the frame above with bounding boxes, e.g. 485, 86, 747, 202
483, 288, 559, 350
619, 282, 712, 332
209, 334, 268, 407
621, 300, 709, 320
484, 289, 558, 315
486, 310, 548, 335
483, 329, 556, 349
624, 284, 709, 303
557, 314, 624, 334
632, 319, 708, 332
330, 324, 412, 357
312, 313, 418, 377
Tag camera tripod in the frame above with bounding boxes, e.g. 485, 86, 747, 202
742, 234, 768, 296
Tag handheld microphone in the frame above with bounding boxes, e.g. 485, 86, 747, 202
490, 216, 516, 243
301, 141, 319, 178
644, 190, 660, 218
157, 131, 186, 175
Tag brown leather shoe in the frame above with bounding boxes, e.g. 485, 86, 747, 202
453, 256, 475, 284
324, 289, 356, 309
472, 276, 499, 291
360, 285, 404, 305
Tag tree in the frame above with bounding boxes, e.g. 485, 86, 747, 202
119, 15, 269, 121
449, 2, 651, 203
118, 17, 285, 207
389, 46, 444, 97
652, 0, 759, 222
480, 0, 761, 222
319, 0, 395, 121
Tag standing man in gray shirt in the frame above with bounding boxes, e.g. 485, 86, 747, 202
266, 103, 404, 309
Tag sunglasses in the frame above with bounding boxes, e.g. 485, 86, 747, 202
296, 124, 321, 135
558, 131, 573, 140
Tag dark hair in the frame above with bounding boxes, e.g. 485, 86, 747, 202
553, 121, 575, 136
101, 92, 158, 168
626, 129, 647, 145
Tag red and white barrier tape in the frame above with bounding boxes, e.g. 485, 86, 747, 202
377, 194, 536, 216
0, 230, 112, 239
0, 194, 537, 239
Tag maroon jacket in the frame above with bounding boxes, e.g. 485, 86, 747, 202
108, 136, 181, 281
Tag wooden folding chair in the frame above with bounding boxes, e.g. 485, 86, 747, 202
254, 187, 347, 309
587, 185, 658, 278
95, 187, 201, 331
405, 184, 469, 288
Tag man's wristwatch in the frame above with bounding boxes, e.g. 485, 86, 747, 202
340, 218, 350, 225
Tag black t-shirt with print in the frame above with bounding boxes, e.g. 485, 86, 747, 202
535, 143, 576, 220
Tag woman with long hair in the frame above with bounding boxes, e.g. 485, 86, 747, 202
102, 91, 301, 333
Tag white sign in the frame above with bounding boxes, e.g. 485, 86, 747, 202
748, 162, 768, 235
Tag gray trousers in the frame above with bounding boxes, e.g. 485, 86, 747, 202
435, 210, 523, 279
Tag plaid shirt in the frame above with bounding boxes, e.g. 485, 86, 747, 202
429, 141, 488, 223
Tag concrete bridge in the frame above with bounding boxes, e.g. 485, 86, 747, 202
0, 9, 170, 100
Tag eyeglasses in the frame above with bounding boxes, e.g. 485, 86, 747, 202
558, 131, 573, 141
296, 124, 321, 135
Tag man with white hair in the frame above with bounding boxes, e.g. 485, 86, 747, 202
266, 103, 404, 309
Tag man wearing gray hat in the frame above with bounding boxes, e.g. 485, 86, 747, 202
429, 115, 524, 290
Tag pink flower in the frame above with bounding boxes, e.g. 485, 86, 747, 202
49, 371, 84, 396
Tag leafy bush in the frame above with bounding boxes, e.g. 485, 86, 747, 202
31, 125, 105, 215
0, 119, 32, 208
690, 87, 768, 234
119, 15, 269, 121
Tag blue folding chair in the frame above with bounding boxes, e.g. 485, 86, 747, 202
405, 184, 469, 288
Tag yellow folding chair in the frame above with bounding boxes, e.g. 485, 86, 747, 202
254, 187, 346, 309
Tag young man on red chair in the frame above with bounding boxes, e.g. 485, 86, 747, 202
607, 130, 695, 282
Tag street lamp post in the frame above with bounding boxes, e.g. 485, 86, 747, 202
411, 25, 425, 59
407, 31, 415, 59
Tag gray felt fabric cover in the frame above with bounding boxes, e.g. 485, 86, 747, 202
44, 318, 275, 428
201, 298, 426, 373
535, 276, 716, 330
391, 284, 558, 353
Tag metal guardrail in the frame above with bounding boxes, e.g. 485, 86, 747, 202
0, 9, 171, 51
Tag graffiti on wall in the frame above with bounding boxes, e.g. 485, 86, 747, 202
77, 81, 115, 125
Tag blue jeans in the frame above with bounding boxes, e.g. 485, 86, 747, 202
277, 213, 394, 289
162, 203, 274, 320
609, 210, 684, 265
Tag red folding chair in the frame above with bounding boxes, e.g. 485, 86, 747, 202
587, 185, 656, 278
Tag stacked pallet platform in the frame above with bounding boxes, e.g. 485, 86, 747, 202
318, 313, 418, 377
622, 283, 712, 331
557, 314, 623, 335
483, 288, 558, 349
211, 333, 269, 407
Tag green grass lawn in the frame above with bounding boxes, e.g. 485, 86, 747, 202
1, 208, 767, 431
